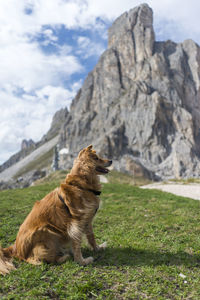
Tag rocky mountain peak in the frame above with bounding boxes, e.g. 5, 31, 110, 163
21, 139, 35, 151
108, 3, 154, 62
57, 3, 200, 180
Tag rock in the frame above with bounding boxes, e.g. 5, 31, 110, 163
58, 3, 200, 180
21, 139, 35, 150
41, 108, 68, 142
115, 155, 160, 181
0, 141, 35, 173
0, 169, 46, 190
108, 4, 155, 65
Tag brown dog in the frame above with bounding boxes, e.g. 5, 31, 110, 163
0, 145, 112, 275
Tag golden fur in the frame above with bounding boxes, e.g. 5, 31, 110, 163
0, 145, 112, 275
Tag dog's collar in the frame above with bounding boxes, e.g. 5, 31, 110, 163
58, 194, 72, 216
87, 189, 101, 196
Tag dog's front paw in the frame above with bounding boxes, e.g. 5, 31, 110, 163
99, 241, 107, 250
95, 241, 107, 251
81, 256, 94, 265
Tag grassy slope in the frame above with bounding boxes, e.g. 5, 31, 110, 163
33, 169, 152, 187
0, 179, 200, 299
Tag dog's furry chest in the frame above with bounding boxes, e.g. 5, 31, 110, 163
82, 200, 99, 218
78, 198, 99, 225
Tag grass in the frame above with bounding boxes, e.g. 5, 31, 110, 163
168, 178, 200, 184
107, 170, 152, 186
33, 169, 152, 188
32, 169, 68, 187
1, 178, 200, 299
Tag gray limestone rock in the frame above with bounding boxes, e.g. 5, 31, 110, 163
21, 139, 35, 151
58, 3, 200, 179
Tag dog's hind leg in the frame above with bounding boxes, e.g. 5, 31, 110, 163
56, 253, 71, 264
26, 257, 42, 265
27, 246, 71, 265
26, 243, 48, 265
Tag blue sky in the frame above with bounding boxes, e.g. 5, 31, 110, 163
0, 0, 200, 164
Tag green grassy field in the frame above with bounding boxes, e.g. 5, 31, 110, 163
1, 178, 200, 299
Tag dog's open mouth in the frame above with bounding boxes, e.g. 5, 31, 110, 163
96, 166, 109, 174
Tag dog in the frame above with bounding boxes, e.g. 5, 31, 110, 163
0, 145, 112, 275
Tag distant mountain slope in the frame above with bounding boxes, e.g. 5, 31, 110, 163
0, 108, 67, 177
0, 136, 58, 182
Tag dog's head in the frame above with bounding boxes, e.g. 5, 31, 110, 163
75, 145, 112, 175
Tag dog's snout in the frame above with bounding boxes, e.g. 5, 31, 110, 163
103, 160, 112, 168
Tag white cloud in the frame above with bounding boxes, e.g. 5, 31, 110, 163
76, 36, 106, 58
40, 28, 58, 46
147, 0, 200, 43
0, 1, 86, 164
0, 0, 85, 94
0, 83, 81, 164
1, 1, 200, 43
0, 38, 83, 93
43, 29, 58, 41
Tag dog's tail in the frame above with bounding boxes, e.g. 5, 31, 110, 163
0, 245, 16, 275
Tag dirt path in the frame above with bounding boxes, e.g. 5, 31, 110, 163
141, 182, 200, 200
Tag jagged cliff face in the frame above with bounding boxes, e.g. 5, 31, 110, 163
58, 3, 200, 179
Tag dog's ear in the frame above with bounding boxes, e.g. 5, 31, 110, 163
78, 145, 93, 157
86, 145, 93, 151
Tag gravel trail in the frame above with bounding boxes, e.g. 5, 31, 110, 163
141, 182, 200, 200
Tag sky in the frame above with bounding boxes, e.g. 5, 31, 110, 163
0, 0, 200, 165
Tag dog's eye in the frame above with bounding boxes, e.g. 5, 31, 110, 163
94, 156, 98, 160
